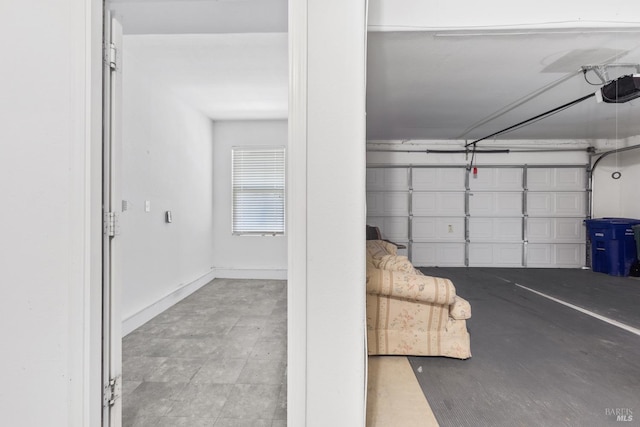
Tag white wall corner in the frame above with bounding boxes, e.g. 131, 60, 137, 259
122, 270, 217, 336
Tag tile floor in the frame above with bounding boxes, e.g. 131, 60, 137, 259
122, 278, 287, 427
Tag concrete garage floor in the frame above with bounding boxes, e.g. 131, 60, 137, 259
411, 267, 640, 427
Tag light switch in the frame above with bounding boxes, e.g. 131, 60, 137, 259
165, 211, 172, 223
145, 200, 151, 212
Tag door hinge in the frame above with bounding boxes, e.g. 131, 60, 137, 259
109, 43, 117, 70
104, 211, 120, 237
103, 376, 121, 408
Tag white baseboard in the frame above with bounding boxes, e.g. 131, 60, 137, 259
214, 268, 287, 280
122, 270, 217, 336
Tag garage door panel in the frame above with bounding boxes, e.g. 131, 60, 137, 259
527, 218, 585, 242
469, 192, 522, 216
413, 217, 465, 241
527, 243, 585, 267
527, 218, 552, 241
366, 168, 382, 189
366, 168, 409, 191
469, 217, 522, 241
469, 167, 522, 190
528, 168, 585, 191
556, 218, 586, 240
527, 193, 551, 215
527, 169, 551, 190
527, 192, 585, 217
527, 244, 552, 265
366, 168, 383, 189
556, 192, 586, 215
556, 244, 585, 266
469, 243, 523, 267
412, 243, 465, 267
366, 192, 409, 216
413, 192, 464, 216
413, 168, 464, 190
366, 216, 409, 240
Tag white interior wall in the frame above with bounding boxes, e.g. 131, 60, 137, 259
211, 120, 288, 279
592, 158, 623, 218
120, 46, 216, 333
592, 136, 640, 219
0, 0, 103, 426
620, 147, 640, 218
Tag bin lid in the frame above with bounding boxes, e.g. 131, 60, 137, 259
585, 217, 640, 225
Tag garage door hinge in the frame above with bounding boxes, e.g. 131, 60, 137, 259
109, 43, 117, 70
103, 376, 121, 408
104, 211, 120, 237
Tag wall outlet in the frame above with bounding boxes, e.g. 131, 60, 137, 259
145, 200, 151, 212
448, 224, 453, 233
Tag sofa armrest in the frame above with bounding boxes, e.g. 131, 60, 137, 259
366, 267, 456, 305
449, 296, 472, 320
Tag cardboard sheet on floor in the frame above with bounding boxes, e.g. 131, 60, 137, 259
366, 356, 438, 427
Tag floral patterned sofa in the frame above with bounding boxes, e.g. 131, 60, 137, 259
366, 240, 472, 359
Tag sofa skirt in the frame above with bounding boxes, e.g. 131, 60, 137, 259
367, 294, 471, 359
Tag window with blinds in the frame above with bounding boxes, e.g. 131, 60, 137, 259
232, 147, 285, 235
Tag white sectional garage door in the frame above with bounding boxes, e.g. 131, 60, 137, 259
366, 165, 587, 268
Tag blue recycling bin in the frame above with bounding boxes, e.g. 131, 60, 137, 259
585, 218, 640, 276
634, 225, 640, 261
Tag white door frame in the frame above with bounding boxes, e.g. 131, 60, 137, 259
101, 8, 123, 427
287, 0, 308, 424
92, 2, 315, 424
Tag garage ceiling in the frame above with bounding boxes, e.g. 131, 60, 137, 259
366, 30, 640, 141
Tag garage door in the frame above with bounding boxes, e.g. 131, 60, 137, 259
366, 167, 410, 257
366, 165, 587, 268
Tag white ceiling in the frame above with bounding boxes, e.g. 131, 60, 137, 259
112, 0, 640, 141
124, 33, 288, 120
110, 0, 287, 35
113, 0, 287, 121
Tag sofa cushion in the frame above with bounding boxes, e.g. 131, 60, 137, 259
366, 266, 456, 305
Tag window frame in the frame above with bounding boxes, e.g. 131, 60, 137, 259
231, 146, 286, 236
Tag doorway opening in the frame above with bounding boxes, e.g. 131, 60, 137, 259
102, 1, 289, 425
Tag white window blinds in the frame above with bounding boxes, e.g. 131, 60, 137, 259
232, 147, 285, 235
